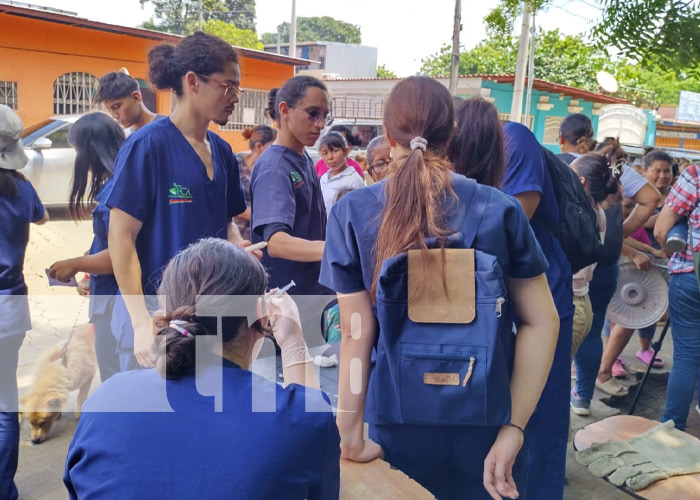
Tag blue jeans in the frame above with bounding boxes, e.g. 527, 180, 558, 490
574, 261, 620, 402
661, 272, 700, 430
0, 333, 25, 500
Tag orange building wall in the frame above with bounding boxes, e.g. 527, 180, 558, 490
0, 12, 294, 151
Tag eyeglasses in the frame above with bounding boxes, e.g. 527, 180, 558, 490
292, 106, 333, 127
196, 73, 244, 97
369, 159, 391, 173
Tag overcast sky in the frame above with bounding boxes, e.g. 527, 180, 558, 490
26, 0, 602, 76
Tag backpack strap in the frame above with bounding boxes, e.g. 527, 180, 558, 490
456, 182, 491, 249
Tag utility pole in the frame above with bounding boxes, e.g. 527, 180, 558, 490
523, 12, 536, 129
198, 0, 203, 31
510, 4, 531, 123
449, 0, 462, 95
289, 0, 297, 58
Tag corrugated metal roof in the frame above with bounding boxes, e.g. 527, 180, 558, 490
327, 74, 628, 104
0, 1, 313, 66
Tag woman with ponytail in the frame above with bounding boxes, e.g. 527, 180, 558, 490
65, 238, 340, 499
106, 32, 254, 371
320, 76, 559, 499
48, 112, 125, 381
250, 76, 331, 295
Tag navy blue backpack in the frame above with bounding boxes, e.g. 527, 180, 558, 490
366, 180, 515, 427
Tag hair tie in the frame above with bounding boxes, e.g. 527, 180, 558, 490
409, 136, 428, 152
169, 320, 192, 337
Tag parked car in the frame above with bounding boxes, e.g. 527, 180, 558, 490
19, 115, 81, 208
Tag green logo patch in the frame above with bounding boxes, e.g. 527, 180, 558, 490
168, 183, 193, 204
290, 171, 304, 189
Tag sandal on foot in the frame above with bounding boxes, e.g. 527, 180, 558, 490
612, 358, 628, 378
595, 377, 629, 397
636, 349, 664, 368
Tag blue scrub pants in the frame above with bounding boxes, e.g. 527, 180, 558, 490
92, 313, 119, 382
369, 423, 528, 500
0, 332, 25, 500
574, 261, 620, 403
523, 313, 574, 500
661, 272, 700, 430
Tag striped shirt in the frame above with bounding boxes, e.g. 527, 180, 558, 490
666, 164, 700, 274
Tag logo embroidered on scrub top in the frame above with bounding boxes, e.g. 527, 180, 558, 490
168, 183, 193, 204
290, 171, 304, 189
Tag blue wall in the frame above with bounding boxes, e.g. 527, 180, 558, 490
476, 81, 601, 153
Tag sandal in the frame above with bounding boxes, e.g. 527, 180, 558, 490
595, 377, 629, 397
612, 358, 628, 378
636, 349, 664, 368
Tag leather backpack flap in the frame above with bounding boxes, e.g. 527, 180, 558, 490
407, 248, 475, 324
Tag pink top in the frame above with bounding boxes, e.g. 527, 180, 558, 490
629, 226, 652, 246
315, 157, 364, 178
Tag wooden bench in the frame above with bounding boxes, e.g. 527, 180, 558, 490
573, 415, 700, 500
340, 458, 434, 499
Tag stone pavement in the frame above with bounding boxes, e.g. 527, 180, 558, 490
13, 216, 700, 500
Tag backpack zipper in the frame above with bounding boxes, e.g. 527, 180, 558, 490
495, 297, 506, 317
462, 356, 476, 387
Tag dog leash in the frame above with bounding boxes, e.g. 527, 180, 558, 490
52, 296, 87, 367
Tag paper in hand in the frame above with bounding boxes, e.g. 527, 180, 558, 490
45, 268, 78, 287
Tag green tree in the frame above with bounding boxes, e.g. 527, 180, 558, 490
484, 0, 551, 35
202, 19, 262, 49
377, 64, 397, 78
139, 0, 256, 35
260, 16, 361, 45
593, 0, 700, 71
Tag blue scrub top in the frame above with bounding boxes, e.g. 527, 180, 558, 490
0, 176, 44, 337
88, 176, 118, 319
64, 357, 340, 500
502, 121, 574, 316
250, 145, 329, 294
320, 172, 548, 297
107, 118, 246, 295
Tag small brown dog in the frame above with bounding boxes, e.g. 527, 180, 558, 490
21, 323, 97, 444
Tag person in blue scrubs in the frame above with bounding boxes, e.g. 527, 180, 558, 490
320, 77, 559, 500
501, 120, 574, 500
250, 76, 331, 295
64, 238, 340, 500
48, 112, 125, 382
107, 32, 252, 371
0, 104, 48, 500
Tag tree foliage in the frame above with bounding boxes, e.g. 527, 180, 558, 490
419, 28, 696, 106
202, 19, 262, 49
484, 0, 551, 35
592, 0, 700, 71
139, 0, 256, 35
260, 17, 361, 45
377, 64, 397, 78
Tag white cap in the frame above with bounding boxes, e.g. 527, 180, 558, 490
0, 105, 29, 170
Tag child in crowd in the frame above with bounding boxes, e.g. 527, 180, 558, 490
319, 132, 364, 217
0, 104, 48, 500
314, 124, 364, 179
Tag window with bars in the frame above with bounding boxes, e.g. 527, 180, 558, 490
0, 81, 18, 109
498, 112, 535, 129
220, 89, 272, 131
543, 116, 565, 144
53, 72, 98, 115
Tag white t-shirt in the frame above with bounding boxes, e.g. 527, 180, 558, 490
320, 166, 365, 217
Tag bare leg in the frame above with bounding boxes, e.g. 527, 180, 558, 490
598, 323, 634, 383
638, 336, 652, 352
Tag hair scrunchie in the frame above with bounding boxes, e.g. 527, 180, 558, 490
410, 136, 428, 152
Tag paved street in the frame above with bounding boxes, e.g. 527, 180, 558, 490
13, 214, 700, 500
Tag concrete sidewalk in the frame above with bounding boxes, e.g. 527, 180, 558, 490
14, 218, 700, 500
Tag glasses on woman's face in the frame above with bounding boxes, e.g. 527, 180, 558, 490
292, 106, 333, 127
369, 159, 390, 174
196, 73, 244, 97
